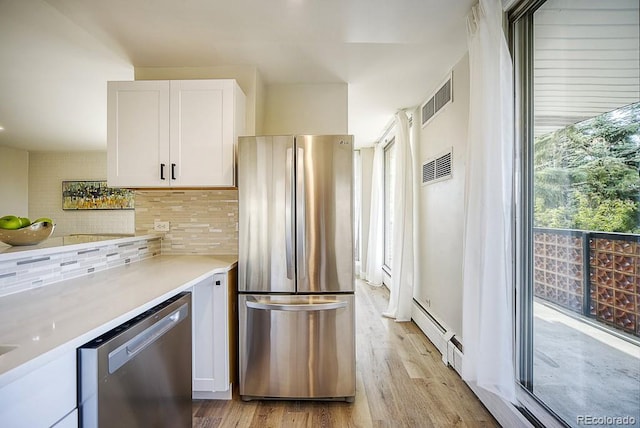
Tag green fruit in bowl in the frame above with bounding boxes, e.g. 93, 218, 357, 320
19, 217, 31, 228
34, 217, 53, 224
0, 215, 22, 230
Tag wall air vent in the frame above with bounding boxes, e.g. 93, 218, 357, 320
421, 73, 453, 128
435, 152, 452, 178
422, 148, 453, 185
422, 160, 436, 184
421, 98, 435, 126
434, 79, 452, 112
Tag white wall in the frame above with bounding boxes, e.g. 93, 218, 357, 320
414, 53, 470, 336
29, 152, 134, 237
263, 83, 348, 135
0, 146, 29, 217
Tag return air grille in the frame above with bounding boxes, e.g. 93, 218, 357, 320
435, 152, 452, 178
422, 160, 435, 183
421, 73, 453, 128
422, 148, 453, 185
434, 79, 452, 112
421, 98, 435, 126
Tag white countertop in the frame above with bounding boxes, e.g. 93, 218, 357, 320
0, 254, 237, 388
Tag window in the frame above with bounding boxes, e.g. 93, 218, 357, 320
383, 139, 396, 272
512, 1, 640, 427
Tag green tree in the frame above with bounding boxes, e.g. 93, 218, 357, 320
574, 194, 639, 233
534, 102, 640, 233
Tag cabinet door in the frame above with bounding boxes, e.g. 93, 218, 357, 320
170, 80, 235, 187
192, 273, 230, 394
0, 350, 77, 428
53, 409, 78, 428
107, 80, 170, 187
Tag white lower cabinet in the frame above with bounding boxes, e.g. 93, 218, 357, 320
192, 268, 237, 399
0, 350, 77, 428
52, 410, 78, 428
0, 263, 237, 426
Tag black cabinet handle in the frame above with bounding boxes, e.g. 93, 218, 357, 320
171, 163, 176, 180
160, 163, 166, 180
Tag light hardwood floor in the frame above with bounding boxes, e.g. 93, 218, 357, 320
192, 280, 499, 427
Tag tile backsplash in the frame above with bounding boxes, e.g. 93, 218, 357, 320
135, 190, 238, 255
0, 237, 161, 298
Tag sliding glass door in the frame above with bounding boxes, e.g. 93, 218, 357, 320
512, 1, 640, 426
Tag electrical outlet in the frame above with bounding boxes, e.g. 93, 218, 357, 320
154, 221, 170, 232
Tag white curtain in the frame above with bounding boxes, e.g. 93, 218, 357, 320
383, 110, 415, 321
461, 0, 516, 403
364, 143, 384, 285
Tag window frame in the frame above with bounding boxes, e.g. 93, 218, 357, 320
382, 137, 396, 275
511, 1, 572, 426
510, 0, 539, 396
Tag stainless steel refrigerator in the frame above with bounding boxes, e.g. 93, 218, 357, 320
238, 135, 355, 402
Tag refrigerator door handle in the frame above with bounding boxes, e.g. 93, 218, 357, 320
296, 147, 307, 279
246, 300, 347, 312
285, 147, 294, 279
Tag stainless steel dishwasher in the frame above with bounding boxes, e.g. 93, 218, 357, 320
78, 292, 192, 428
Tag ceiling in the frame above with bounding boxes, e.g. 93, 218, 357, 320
533, 0, 640, 137
0, 0, 474, 151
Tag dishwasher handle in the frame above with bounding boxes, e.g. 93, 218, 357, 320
108, 303, 189, 374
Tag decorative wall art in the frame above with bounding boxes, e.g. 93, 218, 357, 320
62, 180, 135, 210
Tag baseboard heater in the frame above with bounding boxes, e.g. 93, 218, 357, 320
411, 298, 463, 374
411, 298, 535, 428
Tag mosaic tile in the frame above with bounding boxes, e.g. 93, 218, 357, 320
0, 237, 161, 298
594, 252, 613, 269
613, 240, 635, 255
570, 247, 582, 264
614, 273, 636, 292
546, 272, 559, 287
613, 308, 636, 333
569, 294, 582, 312
135, 190, 238, 255
596, 303, 614, 323
592, 268, 614, 287
614, 255, 635, 275
557, 245, 571, 260
595, 239, 612, 252
614, 289, 635, 310
567, 278, 582, 295
569, 263, 582, 278
596, 286, 615, 305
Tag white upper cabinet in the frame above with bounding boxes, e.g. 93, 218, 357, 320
107, 79, 246, 188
